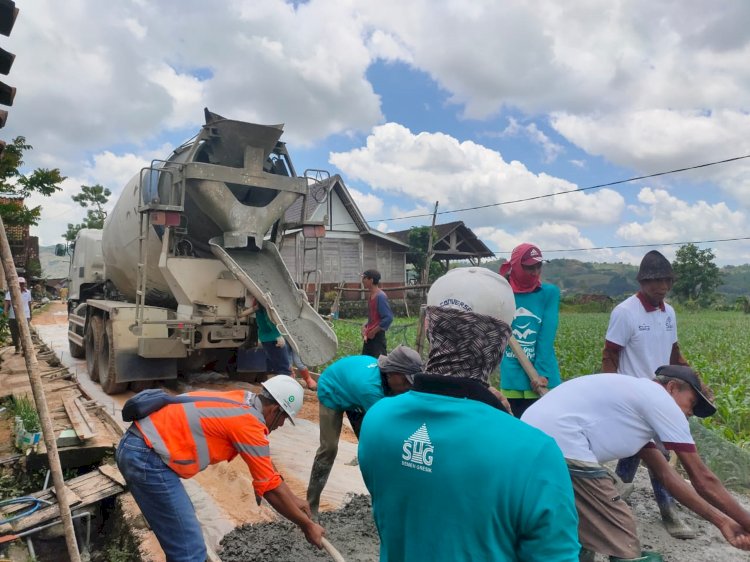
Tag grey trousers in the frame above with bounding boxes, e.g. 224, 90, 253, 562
306, 403, 361, 515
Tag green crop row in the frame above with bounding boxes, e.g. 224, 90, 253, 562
331, 310, 750, 448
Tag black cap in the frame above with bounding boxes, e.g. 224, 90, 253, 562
655, 365, 716, 418
637, 250, 674, 282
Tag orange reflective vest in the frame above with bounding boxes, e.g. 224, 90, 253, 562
135, 390, 282, 496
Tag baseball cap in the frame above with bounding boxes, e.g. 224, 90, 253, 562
519, 244, 543, 266
378, 345, 424, 384
427, 267, 516, 325
655, 365, 716, 418
17, 277, 26, 284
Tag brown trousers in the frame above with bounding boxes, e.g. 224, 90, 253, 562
567, 459, 641, 559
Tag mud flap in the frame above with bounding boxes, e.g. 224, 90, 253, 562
209, 237, 338, 366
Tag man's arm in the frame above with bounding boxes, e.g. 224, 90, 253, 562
639, 447, 750, 549
669, 342, 689, 366
601, 340, 621, 372
264, 482, 325, 547
376, 292, 393, 331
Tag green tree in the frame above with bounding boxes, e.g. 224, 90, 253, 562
672, 243, 722, 307
406, 226, 446, 283
0, 136, 65, 226
64, 184, 111, 241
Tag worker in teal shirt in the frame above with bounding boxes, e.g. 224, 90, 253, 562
307, 348, 423, 517
359, 267, 579, 562
499, 243, 561, 418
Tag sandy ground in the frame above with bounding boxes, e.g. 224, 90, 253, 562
27, 302, 750, 562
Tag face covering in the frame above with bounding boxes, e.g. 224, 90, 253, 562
424, 306, 511, 384
500, 243, 542, 293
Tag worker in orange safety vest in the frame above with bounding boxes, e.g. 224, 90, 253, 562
116, 377, 324, 562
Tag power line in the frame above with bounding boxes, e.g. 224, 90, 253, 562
332, 153, 750, 227
500, 236, 750, 257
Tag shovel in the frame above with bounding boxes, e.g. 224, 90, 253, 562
507, 336, 548, 396
322, 537, 347, 562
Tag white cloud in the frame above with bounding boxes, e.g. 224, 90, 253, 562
347, 187, 384, 217
616, 187, 747, 248
330, 123, 624, 230
496, 118, 564, 163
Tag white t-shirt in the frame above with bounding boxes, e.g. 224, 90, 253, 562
4, 289, 31, 319
605, 294, 678, 379
521, 374, 695, 464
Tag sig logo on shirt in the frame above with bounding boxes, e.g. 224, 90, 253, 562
402, 423, 434, 473
665, 316, 674, 331
638, 324, 651, 331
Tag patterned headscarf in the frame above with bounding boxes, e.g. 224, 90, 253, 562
424, 306, 511, 384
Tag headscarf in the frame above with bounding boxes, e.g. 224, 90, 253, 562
424, 306, 511, 384
499, 243, 543, 294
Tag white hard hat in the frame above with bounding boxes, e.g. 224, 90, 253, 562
427, 267, 516, 325
261, 376, 304, 424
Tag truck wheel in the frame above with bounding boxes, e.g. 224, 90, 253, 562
69, 338, 85, 359
85, 316, 104, 382
98, 320, 127, 395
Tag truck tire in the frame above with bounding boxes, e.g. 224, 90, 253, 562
69, 338, 85, 359
98, 320, 127, 395
85, 316, 104, 382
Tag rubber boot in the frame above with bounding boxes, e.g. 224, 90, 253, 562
609, 550, 664, 561
299, 368, 317, 391
659, 500, 695, 539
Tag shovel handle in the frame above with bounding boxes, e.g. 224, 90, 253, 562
508, 336, 548, 396
322, 537, 347, 562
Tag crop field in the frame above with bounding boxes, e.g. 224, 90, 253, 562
331, 311, 750, 448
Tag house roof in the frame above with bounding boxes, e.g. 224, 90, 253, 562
390, 221, 495, 260
283, 174, 408, 248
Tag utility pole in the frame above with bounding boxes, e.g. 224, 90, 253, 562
0, 216, 82, 562
421, 201, 439, 285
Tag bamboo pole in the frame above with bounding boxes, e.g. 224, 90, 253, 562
0, 216, 82, 562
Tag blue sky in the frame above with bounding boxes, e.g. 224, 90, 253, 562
6, 0, 750, 265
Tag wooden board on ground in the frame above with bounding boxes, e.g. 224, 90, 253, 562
62, 391, 97, 441
0, 467, 126, 533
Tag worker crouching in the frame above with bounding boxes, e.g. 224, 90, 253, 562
116, 377, 324, 562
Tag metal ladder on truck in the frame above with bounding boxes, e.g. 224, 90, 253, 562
133, 161, 187, 334
298, 169, 331, 311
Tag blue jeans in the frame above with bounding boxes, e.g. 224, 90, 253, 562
116, 429, 207, 562
616, 453, 672, 507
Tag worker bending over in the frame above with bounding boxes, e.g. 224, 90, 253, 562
117, 377, 324, 562
307, 345, 423, 517
359, 268, 580, 561
522, 366, 750, 561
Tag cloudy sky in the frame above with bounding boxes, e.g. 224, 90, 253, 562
5, 0, 750, 265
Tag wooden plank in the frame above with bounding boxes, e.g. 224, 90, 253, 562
98, 463, 127, 487
62, 392, 96, 441
74, 397, 97, 439
50, 485, 82, 508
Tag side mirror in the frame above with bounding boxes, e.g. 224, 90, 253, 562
54, 243, 67, 257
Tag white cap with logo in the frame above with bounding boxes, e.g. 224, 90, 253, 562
427, 267, 516, 325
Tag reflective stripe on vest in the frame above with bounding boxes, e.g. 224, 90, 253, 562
138, 393, 267, 471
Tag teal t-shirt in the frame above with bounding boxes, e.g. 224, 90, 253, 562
501, 283, 561, 396
317, 355, 385, 413
358, 388, 580, 562
255, 306, 281, 343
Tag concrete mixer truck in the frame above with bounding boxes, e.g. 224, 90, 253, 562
63, 109, 337, 394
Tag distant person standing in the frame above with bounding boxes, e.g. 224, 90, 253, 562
4, 276, 32, 354
361, 269, 393, 358
602, 249, 696, 539
498, 243, 561, 418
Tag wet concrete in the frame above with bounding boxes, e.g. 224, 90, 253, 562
219, 495, 379, 562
